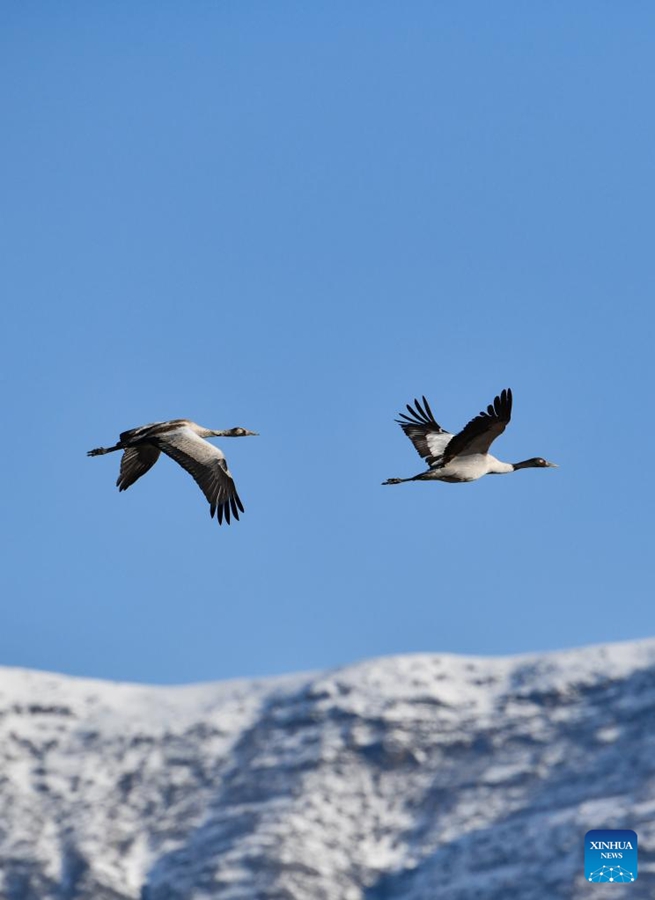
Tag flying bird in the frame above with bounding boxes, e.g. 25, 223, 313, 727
88, 420, 258, 524
383, 389, 557, 485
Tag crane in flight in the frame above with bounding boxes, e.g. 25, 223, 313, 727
88, 419, 258, 525
383, 389, 557, 485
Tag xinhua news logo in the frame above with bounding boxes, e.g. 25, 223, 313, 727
585, 830, 637, 883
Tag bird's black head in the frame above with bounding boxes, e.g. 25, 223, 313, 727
513, 457, 558, 470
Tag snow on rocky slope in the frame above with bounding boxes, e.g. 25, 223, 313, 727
1, 640, 655, 899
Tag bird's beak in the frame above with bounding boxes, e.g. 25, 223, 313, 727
244, 430, 259, 436
545, 461, 558, 467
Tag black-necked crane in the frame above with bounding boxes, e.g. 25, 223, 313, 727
383, 389, 557, 486
88, 419, 258, 525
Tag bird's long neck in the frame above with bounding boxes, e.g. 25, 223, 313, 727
195, 427, 231, 438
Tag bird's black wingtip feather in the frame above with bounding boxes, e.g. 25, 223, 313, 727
413, 397, 429, 422
481, 388, 513, 421
397, 397, 434, 426
211, 496, 245, 526
422, 395, 436, 421
497, 387, 512, 419
230, 495, 242, 520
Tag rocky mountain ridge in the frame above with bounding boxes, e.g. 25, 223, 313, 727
1, 640, 654, 899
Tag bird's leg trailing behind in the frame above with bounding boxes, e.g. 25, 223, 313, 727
87, 442, 124, 457
382, 473, 433, 485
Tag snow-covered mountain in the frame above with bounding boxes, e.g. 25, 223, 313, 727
1, 640, 654, 900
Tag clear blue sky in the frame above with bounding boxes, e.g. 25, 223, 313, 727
2, 3, 653, 684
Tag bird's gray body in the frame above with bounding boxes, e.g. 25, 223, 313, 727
88, 419, 258, 525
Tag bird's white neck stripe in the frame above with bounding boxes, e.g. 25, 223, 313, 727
486, 455, 514, 475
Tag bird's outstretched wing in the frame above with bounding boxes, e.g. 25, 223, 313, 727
117, 446, 161, 491
396, 396, 453, 465
155, 426, 244, 525
441, 388, 512, 464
